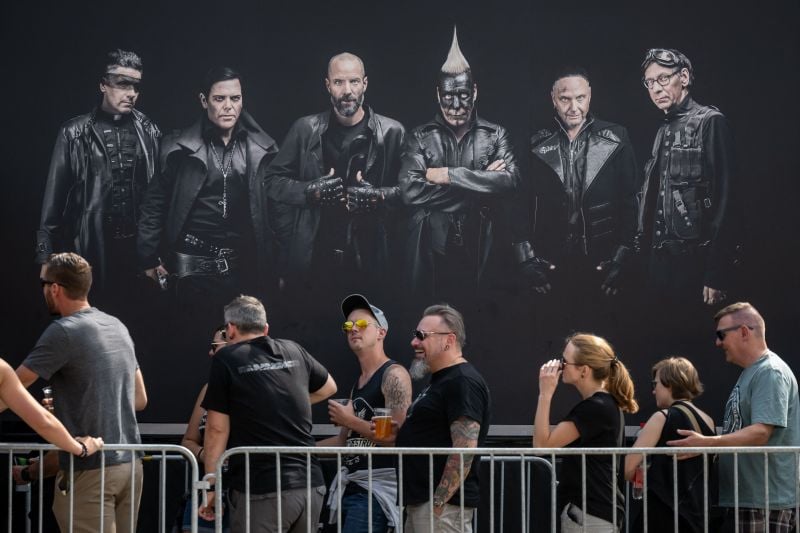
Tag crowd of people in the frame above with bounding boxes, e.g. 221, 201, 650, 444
0, 27, 794, 533
1, 251, 797, 533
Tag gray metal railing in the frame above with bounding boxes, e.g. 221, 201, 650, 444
1, 443, 200, 533
3, 444, 799, 533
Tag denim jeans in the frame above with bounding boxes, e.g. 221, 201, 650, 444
340, 491, 390, 533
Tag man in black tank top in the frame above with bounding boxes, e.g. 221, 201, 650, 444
317, 294, 412, 532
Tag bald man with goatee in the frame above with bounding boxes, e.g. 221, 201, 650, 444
263, 53, 405, 297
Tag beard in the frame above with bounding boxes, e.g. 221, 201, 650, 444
44, 291, 59, 316
332, 92, 364, 117
409, 358, 431, 381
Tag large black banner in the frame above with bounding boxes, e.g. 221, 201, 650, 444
2, 0, 797, 429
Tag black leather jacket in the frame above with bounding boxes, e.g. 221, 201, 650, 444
36, 108, 160, 284
137, 111, 278, 274
399, 113, 520, 293
529, 117, 639, 263
263, 107, 405, 275
638, 96, 737, 289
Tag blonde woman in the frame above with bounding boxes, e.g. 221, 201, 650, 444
534, 333, 638, 532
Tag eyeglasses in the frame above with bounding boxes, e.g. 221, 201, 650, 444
412, 330, 453, 341
342, 319, 378, 332
651, 379, 660, 390
715, 324, 755, 341
642, 70, 680, 89
560, 357, 579, 369
40, 279, 57, 287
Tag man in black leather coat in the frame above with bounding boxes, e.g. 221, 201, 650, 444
638, 49, 739, 305
137, 67, 278, 331
399, 30, 520, 304
516, 67, 639, 298
36, 49, 160, 299
263, 53, 405, 296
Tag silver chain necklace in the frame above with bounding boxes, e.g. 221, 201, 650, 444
209, 139, 238, 219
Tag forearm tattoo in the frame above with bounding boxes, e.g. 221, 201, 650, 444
434, 417, 480, 505
382, 365, 411, 412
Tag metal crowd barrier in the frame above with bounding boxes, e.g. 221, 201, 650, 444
1, 443, 200, 533
3, 444, 799, 533
211, 446, 800, 533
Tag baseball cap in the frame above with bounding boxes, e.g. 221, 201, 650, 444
341, 294, 389, 330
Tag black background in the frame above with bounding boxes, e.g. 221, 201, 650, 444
1, 0, 797, 431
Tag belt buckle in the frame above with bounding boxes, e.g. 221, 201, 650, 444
215, 257, 230, 274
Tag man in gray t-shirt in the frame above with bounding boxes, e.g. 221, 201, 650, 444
668, 302, 799, 531
14, 253, 147, 533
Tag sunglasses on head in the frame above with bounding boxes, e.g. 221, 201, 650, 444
342, 319, 378, 332
412, 330, 453, 341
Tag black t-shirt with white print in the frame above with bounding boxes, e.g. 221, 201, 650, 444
203, 335, 329, 493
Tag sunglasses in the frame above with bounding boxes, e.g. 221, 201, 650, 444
560, 357, 579, 369
342, 319, 378, 332
412, 330, 453, 341
715, 324, 754, 341
210, 341, 227, 351
651, 380, 660, 390
40, 278, 58, 287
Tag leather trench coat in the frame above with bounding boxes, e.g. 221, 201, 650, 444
399, 113, 520, 294
36, 108, 160, 285
136, 111, 278, 276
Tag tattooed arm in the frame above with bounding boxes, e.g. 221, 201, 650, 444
382, 364, 412, 426
433, 416, 481, 516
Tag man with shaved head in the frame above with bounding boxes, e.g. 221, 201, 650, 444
263, 52, 405, 296
399, 29, 520, 304
669, 302, 799, 531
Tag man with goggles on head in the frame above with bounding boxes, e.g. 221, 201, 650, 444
399, 28, 520, 304
36, 49, 160, 308
317, 294, 411, 533
637, 48, 740, 306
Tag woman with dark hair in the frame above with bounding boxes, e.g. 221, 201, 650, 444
534, 333, 638, 532
624, 356, 716, 533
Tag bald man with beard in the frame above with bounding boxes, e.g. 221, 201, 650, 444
263, 53, 405, 297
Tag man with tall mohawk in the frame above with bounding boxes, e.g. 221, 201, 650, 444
399, 28, 520, 306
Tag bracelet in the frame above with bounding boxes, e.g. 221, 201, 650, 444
77, 441, 88, 458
